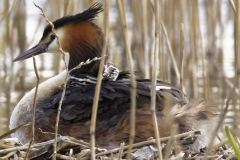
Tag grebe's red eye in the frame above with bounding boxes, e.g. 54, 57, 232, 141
50, 34, 56, 41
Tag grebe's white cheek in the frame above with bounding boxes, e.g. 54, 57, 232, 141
47, 38, 59, 53
47, 28, 65, 53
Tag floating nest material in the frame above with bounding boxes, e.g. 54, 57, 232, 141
0, 130, 236, 160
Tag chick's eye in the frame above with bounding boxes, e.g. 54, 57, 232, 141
50, 34, 56, 41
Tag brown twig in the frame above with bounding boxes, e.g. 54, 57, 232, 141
0, 123, 31, 140
151, 0, 163, 159
160, 16, 180, 81
24, 56, 40, 160
32, 2, 66, 60
216, 134, 228, 150
118, 142, 125, 160
212, 138, 228, 151
0, 136, 84, 155
67, 137, 90, 147
33, 2, 69, 160
224, 78, 240, 96
68, 57, 102, 74
140, 0, 150, 78
0, 139, 57, 155
90, 1, 110, 159
164, 124, 178, 160
0, 151, 17, 159
116, 1, 137, 159
187, 155, 218, 160
237, 0, 240, 114
228, 0, 237, 16
204, 76, 238, 158
95, 130, 201, 157
180, 23, 185, 93
0, 0, 20, 24
56, 153, 76, 160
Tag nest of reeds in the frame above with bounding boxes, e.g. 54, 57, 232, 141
0, 129, 237, 160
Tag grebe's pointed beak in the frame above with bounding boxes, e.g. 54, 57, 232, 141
13, 43, 48, 62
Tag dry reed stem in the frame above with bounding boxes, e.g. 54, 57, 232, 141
163, 124, 178, 160
159, 1, 166, 81
0, 123, 31, 140
229, 0, 237, 16
237, 0, 240, 104
68, 57, 102, 73
118, 142, 125, 160
24, 56, 40, 160
0, 131, 199, 158
95, 130, 200, 157
0, 151, 17, 159
180, 23, 185, 93
187, 155, 218, 160
57, 56, 102, 158
56, 153, 76, 160
5, 0, 23, 136
28, 2, 48, 49
32, 2, 69, 160
224, 78, 240, 96
150, 0, 163, 159
189, 0, 198, 98
0, 136, 86, 155
66, 137, 90, 147
0, 0, 19, 23
116, 1, 137, 159
0, 140, 58, 155
216, 134, 227, 150
141, 0, 149, 78
160, 17, 180, 81
204, 76, 238, 159
193, 1, 210, 100
90, 1, 110, 159
212, 138, 228, 151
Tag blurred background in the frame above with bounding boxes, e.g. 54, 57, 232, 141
0, 0, 239, 137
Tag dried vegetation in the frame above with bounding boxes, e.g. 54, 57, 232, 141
0, 0, 240, 159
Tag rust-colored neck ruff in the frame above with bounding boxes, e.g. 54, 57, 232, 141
61, 22, 106, 77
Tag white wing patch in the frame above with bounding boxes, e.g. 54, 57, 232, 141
156, 86, 171, 90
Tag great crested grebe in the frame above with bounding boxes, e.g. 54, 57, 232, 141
10, 3, 219, 152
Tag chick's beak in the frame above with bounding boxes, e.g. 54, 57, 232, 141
13, 43, 48, 62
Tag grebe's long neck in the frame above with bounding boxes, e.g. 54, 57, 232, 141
61, 22, 106, 77
9, 70, 67, 130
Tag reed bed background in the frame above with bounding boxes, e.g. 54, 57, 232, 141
0, 0, 239, 140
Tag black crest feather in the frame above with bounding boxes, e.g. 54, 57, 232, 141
41, 3, 103, 41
